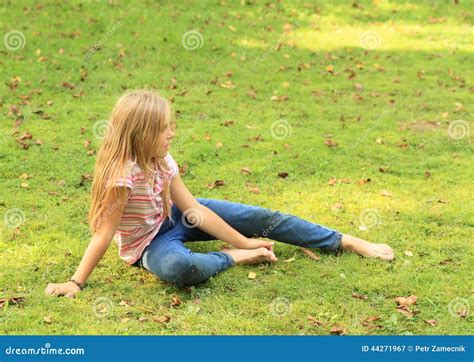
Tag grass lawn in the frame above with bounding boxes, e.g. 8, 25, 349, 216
0, 0, 472, 335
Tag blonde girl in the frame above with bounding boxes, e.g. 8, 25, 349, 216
45, 90, 394, 297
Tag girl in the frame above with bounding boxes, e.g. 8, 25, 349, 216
45, 90, 394, 297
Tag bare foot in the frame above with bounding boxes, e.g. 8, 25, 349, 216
341, 234, 395, 261
220, 247, 278, 265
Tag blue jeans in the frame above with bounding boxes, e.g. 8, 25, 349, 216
133, 197, 343, 287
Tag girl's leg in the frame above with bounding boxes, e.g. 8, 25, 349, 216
139, 210, 276, 287
182, 198, 393, 260
180, 197, 343, 253
139, 217, 234, 287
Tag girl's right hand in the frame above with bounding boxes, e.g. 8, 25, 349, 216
45, 282, 81, 298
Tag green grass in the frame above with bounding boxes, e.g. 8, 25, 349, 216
0, 0, 472, 335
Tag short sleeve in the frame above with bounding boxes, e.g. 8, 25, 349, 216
164, 153, 179, 179
107, 161, 134, 189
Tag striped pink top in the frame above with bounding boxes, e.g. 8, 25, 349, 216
111, 153, 179, 265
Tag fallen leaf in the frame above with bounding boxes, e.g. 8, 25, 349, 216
0, 296, 25, 308
396, 305, 418, 318
248, 272, 256, 279
270, 95, 289, 102
424, 319, 438, 326
330, 326, 346, 335
302, 249, 321, 261
43, 315, 53, 324
308, 316, 327, 326
351, 292, 368, 300
324, 139, 338, 147
241, 167, 252, 175
153, 315, 171, 323
328, 178, 338, 186
381, 190, 392, 197
362, 316, 381, 327
119, 300, 132, 307
170, 295, 181, 308
395, 295, 417, 307
404, 250, 413, 257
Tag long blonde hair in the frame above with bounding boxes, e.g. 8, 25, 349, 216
88, 90, 173, 234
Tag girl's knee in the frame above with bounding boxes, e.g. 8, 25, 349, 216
157, 252, 197, 286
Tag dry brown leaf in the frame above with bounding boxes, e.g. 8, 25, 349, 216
324, 139, 338, 147
0, 296, 25, 308
302, 249, 321, 261
308, 315, 327, 326
241, 167, 252, 175
351, 292, 368, 300
395, 295, 417, 307
170, 295, 182, 307
424, 319, 438, 326
153, 315, 171, 323
330, 325, 346, 335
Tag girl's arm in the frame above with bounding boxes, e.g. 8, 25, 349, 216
170, 173, 273, 250
45, 187, 129, 297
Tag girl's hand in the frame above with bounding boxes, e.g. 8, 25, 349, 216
45, 282, 81, 298
239, 238, 274, 251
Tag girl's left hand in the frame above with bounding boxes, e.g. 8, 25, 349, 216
238, 238, 274, 251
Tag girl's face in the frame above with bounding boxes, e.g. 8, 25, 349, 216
154, 120, 176, 158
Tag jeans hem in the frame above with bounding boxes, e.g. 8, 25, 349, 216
216, 251, 235, 268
